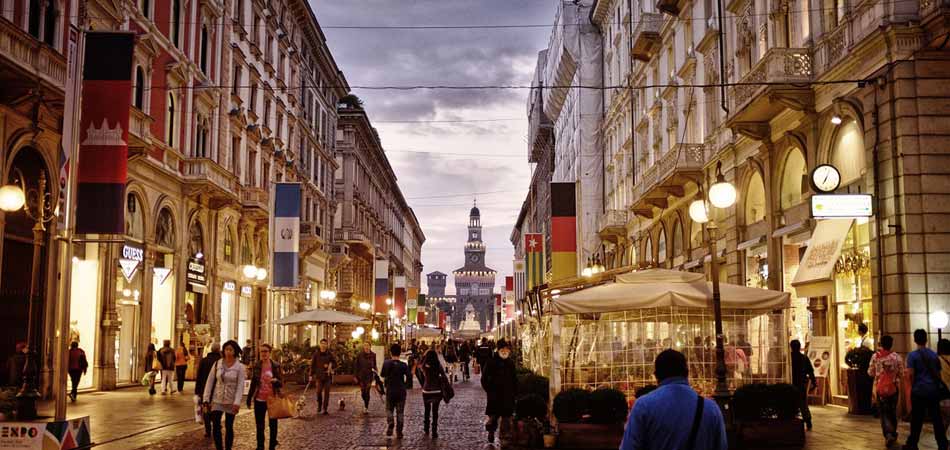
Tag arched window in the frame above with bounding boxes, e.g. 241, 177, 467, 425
171, 0, 181, 48
28, 0, 41, 38
256, 238, 267, 267
745, 171, 767, 223
199, 24, 209, 73
188, 221, 204, 257
644, 237, 653, 264
831, 120, 866, 187
672, 218, 684, 259
156, 208, 175, 248
166, 93, 176, 147
241, 234, 252, 265
657, 227, 668, 264
224, 226, 235, 264
133, 67, 145, 110
142, 0, 151, 18
690, 219, 703, 250
780, 148, 807, 209
194, 116, 208, 158
125, 193, 145, 240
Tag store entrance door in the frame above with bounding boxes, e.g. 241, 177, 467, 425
116, 303, 139, 384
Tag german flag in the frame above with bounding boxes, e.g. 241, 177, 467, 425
550, 182, 577, 282
524, 233, 544, 291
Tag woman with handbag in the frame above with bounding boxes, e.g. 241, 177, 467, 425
247, 343, 282, 450
203, 340, 246, 450
144, 343, 158, 396
421, 349, 448, 438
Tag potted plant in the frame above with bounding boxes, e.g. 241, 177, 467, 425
332, 341, 358, 385
514, 393, 547, 447
844, 346, 874, 414
554, 388, 627, 449
732, 383, 805, 448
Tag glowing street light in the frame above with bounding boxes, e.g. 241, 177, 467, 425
358, 302, 371, 311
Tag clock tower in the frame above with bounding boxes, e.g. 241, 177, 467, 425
451, 200, 496, 332
465, 201, 485, 267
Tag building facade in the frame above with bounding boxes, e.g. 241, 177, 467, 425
450, 205, 497, 332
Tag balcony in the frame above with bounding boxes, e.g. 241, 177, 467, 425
240, 186, 268, 221
129, 107, 153, 147
656, 0, 685, 16
300, 221, 325, 257
0, 18, 67, 93
631, 13, 663, 61
598, 209, 629, 244
181, 158, 239, 207
726, 48, 814, 139
631, 144, 705, 218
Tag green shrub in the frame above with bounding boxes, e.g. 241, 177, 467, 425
588, 388, 629, 424
732, 383, 800, 421
553, 388, 592, 424
518, 373, 550, 402
515, 393, 548, 420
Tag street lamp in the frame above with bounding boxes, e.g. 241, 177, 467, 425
0, 170, 55, 420
359, 302, 370, 312
255, 267, 267, 281
931, 310, 949, 340
688, 161, 736, 408
242, 264, 258, 279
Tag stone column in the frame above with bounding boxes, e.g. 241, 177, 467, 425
97, 242, 118, 390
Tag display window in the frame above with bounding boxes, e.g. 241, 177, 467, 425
69, 243, 102, 390
151, 253, 175, 347
833, 219, 872, 396
115, 244, 143, 384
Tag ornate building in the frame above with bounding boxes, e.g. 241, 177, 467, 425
450, 203, 496, 332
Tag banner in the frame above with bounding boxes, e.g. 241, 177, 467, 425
524, 234, 545, 291
551, 182, 577, 282
513, 259, 526, 314
394, 276, 407, 318
374, 260, 389, 313
407, 294, 418, 323
438, 311, 447, 329
272, 183, 301, 288
0, 416, 90, 449
495, 294, 502, 329
417, 308, 426, 325
75, 32, 134, 234
504, 276, 515, 321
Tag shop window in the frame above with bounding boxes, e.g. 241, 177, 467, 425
156, 208, 175, 248
672, 219, 684, 260
745, 171, 766, 224
644, 237, 653, 265
833, 219, 872, 396
830, 120, 866, 187
780, 148, 807, 209
657, 228, 667, 265
223, 227, 235, 264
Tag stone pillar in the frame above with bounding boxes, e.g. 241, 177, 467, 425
97, 242, 118, 390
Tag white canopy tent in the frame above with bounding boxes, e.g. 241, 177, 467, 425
551, 268, 791, 314
275, 309, 369, 325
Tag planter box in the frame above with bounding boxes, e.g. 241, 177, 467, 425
557, 423, 624, 449
734, 418, 805, 449
332, 374, 357, 385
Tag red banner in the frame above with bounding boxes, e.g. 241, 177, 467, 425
417, 310, 426, 325
438, 311, 446, 329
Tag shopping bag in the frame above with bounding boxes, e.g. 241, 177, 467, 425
267, 394, 296, 420
141, 372, 152, 387
194, 396, 204, 424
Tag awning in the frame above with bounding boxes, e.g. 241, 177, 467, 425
737, 235, 767, 252
791, 219, 853, 298
276, 309, 369, 325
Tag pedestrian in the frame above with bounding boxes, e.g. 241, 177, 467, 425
158, 340, 177, 394
195, 342, 222, 438
242, 340, 255, 366
857, 323, 873, 349
381, 343, 411, 438
309, 338, 336, 415
6, 342, 27, 388
144, 343, 158, 395
868, 335, 903, 446
938, 339, 950, 434
175, 340, 190, 394
903, 329, 948, 450
421, 348, 447, 438
459, 341, 472, 381
444, 341, 459, 382
247, 343, 282, 450
202, 340, 246, 450
620, 349, 727, 450
481, 339, 517, 444
355, 341, 377, 413
790, 339, 816, 431
475, 338, 492, 370
66, 342, 88, 402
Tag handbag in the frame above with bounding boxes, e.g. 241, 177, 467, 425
267, 394, 296, 419
440, 370, 455, 404
201, 361, 219, 415
152, 358, 161, 371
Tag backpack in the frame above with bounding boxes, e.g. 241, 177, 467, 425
875, 352, 898, 397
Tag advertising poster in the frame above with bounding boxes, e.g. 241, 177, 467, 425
0, 416, 90, 449
808, 336, 834, 378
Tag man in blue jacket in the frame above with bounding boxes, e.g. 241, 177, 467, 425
620, 349, 727, 450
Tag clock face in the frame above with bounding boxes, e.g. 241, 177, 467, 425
812, 164, 841, 193
469, 254, 479, 263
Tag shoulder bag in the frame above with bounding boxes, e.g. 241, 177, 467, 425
927, 353, 950, 400
202, 361, 219, 414
683, 395, 705, 450
440, 369, 455, 404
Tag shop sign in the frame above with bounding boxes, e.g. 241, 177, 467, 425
153, 267, 172, 285
811, 194, 872, 218
186, 259, 206, 286
119, 243, 145, 282
0, 416, 90, 449
241, 286, 253, 296
223, 281, 236, 291
807, 336, 834, 378
119, 259, 140, 282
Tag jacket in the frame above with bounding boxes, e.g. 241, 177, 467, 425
194, 351, 221, 398
422, 362, 445, 394
158, 347, 176, 370
68, 348, 88, 373
381, 359, 411, 401
355, 351, 377, 383
246, 360, 283, 407
203, 359, 246, 407
310, 350, 336, 379
791, 351, 816, 388
481, 353, 518, 416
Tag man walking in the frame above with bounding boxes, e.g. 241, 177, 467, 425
868, 335, 903, 446
242, 339, 254, 365
620, 349, 727, 450
904, 329, 948, 450
309, 338, 336, 415
158, 340, 177, 394
355, 341, 377, 412
482, 339, 517, 443
790, 340, 816, 431
381, 343, 411, 438
195, 342, 222, 438
67, 342, 88, 402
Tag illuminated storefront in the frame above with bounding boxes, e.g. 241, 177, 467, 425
69, 243, 102, 390
115, 243, 144, 385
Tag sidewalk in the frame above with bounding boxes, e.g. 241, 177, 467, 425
806, 405, 943, 450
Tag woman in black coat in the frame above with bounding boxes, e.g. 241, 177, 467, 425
480, 339, 517, 443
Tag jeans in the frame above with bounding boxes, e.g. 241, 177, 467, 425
314, 377, 331, 412
877, 394, 899, 440
209, 410, 236, 450
68, 370, 82, 398
161, 369, 175, 393
796, 384, 812, 426
461, 361, 470, 380
175, 366, 187, 393
203, 411, 212, 437
907, 394, 948, 450
386, 397, 406, 432
254, 400, 278, 450
423, 393, 441, 433
359, 381, 372, 408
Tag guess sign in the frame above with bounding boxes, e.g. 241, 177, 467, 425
122, 244, 144, 262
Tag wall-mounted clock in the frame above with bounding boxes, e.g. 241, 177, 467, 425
812, 164, 841, 193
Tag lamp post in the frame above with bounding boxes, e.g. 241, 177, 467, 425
688, 161, 737, 408
931, 310, 949, 341
0, 170, 56, 420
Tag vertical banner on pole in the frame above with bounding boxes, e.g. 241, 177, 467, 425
525, 234, 545, 291
374, 260, 389, 314
75, 32, 134, 234
394, 276, 407, 318
407, 292, 418, 323
494, 294, 502, 330
438, 311, 447, 330
513, 259, 525, 316
550, 182, 578, 282
272, 183, 301, 288
417, 308, 426, 326
504, 276, 515, 321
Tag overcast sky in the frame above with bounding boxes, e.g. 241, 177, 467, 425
311, 1, 558, 294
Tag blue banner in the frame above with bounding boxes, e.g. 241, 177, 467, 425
272, 183, 301, 288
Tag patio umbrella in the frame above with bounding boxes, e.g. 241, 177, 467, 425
551, 268, 790, 314
275, 308, 369, 325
